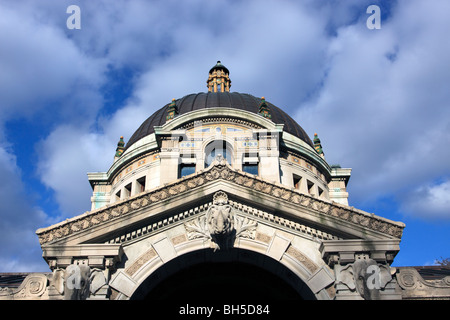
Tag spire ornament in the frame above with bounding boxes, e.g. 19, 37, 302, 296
313, 133, 324, 157
258, 97, 271, 119
115, 136, 125, 158
166, 98, 178, 121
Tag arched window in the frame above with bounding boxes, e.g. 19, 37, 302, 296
204, 140, 232, 167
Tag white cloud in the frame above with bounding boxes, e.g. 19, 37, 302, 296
36, 125, 115, 218
0, 2, 106, 123
295, 0, 450, 219
401, 179, 450, 220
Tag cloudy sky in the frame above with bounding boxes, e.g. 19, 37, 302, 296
0, 0, 449, 272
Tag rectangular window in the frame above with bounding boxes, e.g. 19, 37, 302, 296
115, 190, 121, 202
307, 180, 315, 196
136, 176, 146, 193
293, 175, 302, 189
180, 163, 196, 178
242, 163, 258, 175
124, 183, 132, 198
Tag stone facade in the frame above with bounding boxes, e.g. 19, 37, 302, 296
2, 160, 448, 300
2, 62, 449, 300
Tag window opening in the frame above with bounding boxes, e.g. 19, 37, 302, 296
180, 163, 196, 178
124, 183, 132, 198
307, 180, 315, 196
293, 175, 302, 189
204, 140, 231, 167
136, 176, 146, 193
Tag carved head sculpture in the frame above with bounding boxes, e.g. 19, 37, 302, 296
207, 191, 234, 236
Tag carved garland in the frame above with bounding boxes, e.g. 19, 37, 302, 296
37, 159, 404, 245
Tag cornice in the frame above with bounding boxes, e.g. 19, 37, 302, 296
36, 158, 405, 246
159, 107, 281, 133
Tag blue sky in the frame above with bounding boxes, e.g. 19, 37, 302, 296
0, 0, 449, 272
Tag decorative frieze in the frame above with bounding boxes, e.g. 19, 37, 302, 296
37, 159, 404, 246
125, 248, 157, 277
286, 245, 319, 274
177, 117, 262, 131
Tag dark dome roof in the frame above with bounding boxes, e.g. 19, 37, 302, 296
125, 92, 313, 150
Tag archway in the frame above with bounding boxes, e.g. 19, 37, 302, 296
130, 249, 316, 300
204, 139, 233, 167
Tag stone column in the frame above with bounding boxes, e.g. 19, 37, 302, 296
320, 239, 402, 300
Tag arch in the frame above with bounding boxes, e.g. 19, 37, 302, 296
111, 235, 333, 300
130, 248, 316, 300
204, 139, 234, 167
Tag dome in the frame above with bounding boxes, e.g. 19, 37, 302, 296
125, 92, 313, 151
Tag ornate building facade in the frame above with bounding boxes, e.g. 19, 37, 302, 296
1, 62, 449, 300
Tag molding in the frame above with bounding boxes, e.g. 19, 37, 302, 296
159, 108, 279, 133
36, 159, 405, 246
397, 267, 450, 299
319, 239, 401, 265
102, 197, 338, 247
41, 244, 123, 269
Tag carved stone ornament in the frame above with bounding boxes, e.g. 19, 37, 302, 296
207, 191, 234, 237
336, 258, 394, 300
397, 267, 450, 299
185, 191, 257, 251
0, 273, 48, 300
41, 264, 108, 300
64, 264, 91, 300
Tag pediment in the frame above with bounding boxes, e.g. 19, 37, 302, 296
36, 158, 404, 248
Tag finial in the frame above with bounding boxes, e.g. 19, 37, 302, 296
258, 96, 271, 119
115, 136, 125, 158
313, 133, 324, 156
166, 98, 179, 121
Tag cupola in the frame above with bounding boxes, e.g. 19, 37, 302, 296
207, 61, 231, 92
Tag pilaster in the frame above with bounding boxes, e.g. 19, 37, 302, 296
159, 136, 181, 184
257, 130, 280, 183
42, 244, 123, 300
